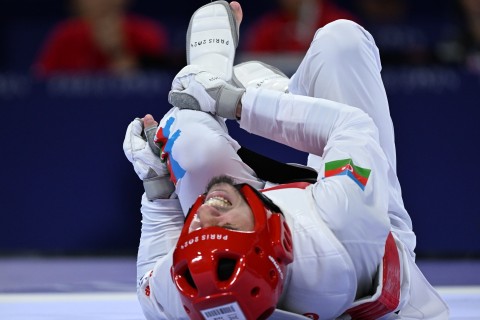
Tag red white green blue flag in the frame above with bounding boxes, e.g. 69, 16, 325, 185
325, 159, 371, 190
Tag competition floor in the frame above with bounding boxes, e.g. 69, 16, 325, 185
0, 257, 479, 319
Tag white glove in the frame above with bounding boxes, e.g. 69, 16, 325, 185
123, 118, 175, 200
168, 65, 245, 119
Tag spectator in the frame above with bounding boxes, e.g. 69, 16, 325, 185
437, 0, 480, 72
244, 0, 357, 53
33, 0, 170, 76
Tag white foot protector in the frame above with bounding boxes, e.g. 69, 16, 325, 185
186, 0, 238, 81
232, 61, 290, 92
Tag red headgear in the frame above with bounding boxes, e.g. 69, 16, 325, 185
171, 184, 294, 320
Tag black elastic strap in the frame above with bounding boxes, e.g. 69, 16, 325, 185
237, 147, 318, 184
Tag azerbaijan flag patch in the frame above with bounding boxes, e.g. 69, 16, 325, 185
325, 159, 371, 190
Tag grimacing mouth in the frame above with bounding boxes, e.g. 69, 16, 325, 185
203, 196, 232, 209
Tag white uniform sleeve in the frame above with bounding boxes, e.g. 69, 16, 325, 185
240, 87, 381, 156
240, 88, 391, 297
136, 194, 188, 319
137, 194, 184, 279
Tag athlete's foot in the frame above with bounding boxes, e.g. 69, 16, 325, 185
229, 1, 243, 27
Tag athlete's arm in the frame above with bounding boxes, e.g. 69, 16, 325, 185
136, 195, 186, 319
239, 87, 391, 297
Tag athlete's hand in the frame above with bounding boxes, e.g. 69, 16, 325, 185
168, 65, 245, 119
123, 115, 175, 200
123, 115, 166, 180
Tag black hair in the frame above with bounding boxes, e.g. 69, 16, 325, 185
205, 175, 236, 193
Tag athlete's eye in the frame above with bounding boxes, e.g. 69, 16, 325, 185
221, 223, 239, 231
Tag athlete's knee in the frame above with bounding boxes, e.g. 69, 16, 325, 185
173, 127, 233, 173
312, 19, 373, 61
315, 19, 364, 40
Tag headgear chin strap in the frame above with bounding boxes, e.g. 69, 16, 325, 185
171, 184, 293, 320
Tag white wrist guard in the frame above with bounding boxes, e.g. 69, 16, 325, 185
211, 83, 245, 119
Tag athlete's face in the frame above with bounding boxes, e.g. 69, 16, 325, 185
189, 179, 254, 233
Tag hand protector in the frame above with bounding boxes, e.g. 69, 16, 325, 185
232, 61, 290, 92
123, 119, 175, 200
168, 65, 245, 120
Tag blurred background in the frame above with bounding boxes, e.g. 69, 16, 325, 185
0, 0, 479, 259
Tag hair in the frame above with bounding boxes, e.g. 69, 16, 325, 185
204, 175, 236, 193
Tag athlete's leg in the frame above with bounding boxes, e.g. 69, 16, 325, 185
290, 20, 417, 253
289, 19, 396, 171
157, 107, 264, 215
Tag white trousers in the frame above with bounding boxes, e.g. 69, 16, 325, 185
290, 20, 417, 254
289, 20, 447, 318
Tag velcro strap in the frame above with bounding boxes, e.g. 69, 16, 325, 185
143, 175, 175, 200
345, 232, 401, 319
216, 85, 245, 119
144, 126, 160, 156
169, 91, 202, 111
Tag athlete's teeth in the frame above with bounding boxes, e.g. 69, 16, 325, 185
204, 197, 231, 207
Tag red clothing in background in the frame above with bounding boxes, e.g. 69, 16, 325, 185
245, 1, 356, 53
34, 15, 168, 76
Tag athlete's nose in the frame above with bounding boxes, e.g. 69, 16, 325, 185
197, 205, 222, 228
